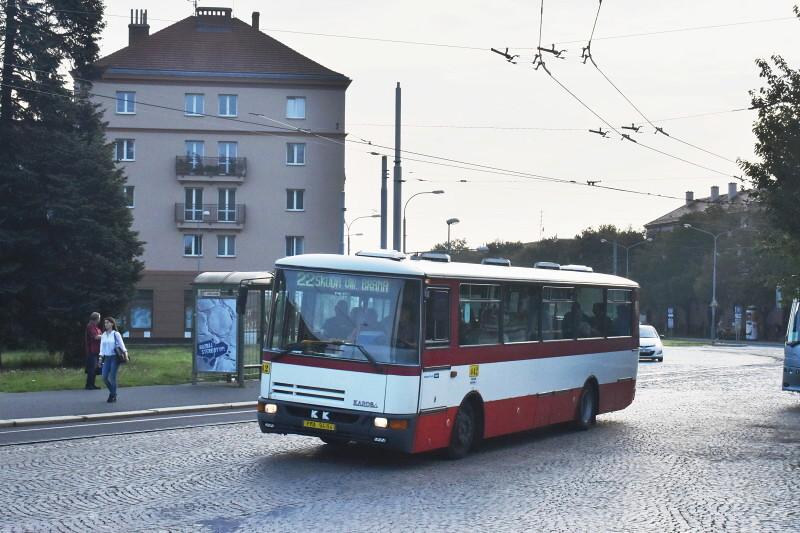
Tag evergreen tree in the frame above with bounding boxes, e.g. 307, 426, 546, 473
0, 1, 143, 364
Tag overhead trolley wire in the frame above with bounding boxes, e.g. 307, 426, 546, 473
2, 64, 704, 203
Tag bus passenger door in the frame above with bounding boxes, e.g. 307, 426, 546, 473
419, 287, 451, 411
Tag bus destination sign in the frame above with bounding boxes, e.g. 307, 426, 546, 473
296, 272, 391, 294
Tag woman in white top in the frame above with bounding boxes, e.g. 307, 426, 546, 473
99, 317, 127, 403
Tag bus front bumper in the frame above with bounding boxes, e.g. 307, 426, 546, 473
783, 366, 800, 392
257, 398, 417, 453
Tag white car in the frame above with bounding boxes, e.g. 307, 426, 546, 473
639, 325, 664, 362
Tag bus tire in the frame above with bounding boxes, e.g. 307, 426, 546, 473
446, 400, 476, 460
574, 383, 597, 431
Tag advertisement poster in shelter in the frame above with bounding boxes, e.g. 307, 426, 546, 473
195, 298, 237, 372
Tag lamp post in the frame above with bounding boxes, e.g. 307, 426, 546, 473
345, 214, 380, 255
346, 232, 363, 255
403, 190, 444, 253
601, 238, 652, 277
446, 217, 460, 253
197, 209, 211, 273
683, 223, 726, 343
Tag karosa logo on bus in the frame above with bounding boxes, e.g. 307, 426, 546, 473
353, 399, 379, 408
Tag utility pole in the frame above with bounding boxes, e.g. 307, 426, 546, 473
380, 156, 388, 249
392, 83, 402, 252
1, 0, 19, 125
612, 241, 618, 275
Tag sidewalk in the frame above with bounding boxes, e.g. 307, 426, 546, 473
0, 380, 260, 427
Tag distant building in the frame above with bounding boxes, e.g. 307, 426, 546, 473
644, 183, 756, 237
84, 7, 350, 339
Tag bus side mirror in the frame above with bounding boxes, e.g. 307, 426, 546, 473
236, 286, 249, 315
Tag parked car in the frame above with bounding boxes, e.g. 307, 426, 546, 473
639, 325, 664, 362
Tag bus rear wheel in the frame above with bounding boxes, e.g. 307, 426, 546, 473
574, 384, 597, 431
446, 401, 476, 459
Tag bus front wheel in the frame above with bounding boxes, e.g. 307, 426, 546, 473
574, 383, 597, 431
446, 401, 476, 459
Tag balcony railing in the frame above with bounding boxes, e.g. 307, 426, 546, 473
175, 156, 247, 178
174, 203, 246, 228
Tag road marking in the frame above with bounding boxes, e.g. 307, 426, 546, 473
1, 409, 255, 434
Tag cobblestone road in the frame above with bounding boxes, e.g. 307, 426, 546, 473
1, 346, 798, 532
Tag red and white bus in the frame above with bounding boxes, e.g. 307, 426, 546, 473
256, 251, 639, 458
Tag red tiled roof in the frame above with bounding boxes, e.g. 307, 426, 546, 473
94, 15, 349, 84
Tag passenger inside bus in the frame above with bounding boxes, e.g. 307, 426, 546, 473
323, 300, 355, 339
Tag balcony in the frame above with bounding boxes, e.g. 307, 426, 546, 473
175, 156, 247, 182
174, 203, 246, 230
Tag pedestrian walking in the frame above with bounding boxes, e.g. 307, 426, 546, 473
84, 312, 102, 390
99, 317, 127, 403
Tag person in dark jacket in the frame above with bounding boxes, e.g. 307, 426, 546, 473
84, 312, 102, 390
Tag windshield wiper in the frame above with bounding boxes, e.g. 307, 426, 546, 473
272, 340, 329, 361
326, 341, 383, 371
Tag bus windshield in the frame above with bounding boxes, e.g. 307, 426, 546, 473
270, 269, 422, 365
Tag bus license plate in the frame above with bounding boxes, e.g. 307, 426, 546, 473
303, 420, 336, 432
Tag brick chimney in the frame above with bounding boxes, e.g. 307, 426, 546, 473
128, 9, 150, 46
685, 191, 694, 205
728, 182, 738, 200
710, 185, 719, 202
252, 11, 260, 30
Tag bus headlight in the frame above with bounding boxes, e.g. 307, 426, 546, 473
373, 417, 388, 428
265, 403, 278, 414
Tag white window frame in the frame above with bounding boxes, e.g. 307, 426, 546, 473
218, 188, 236, 222
185, 140, 205, 169
286, 236, 304, 256
286, 189, 304, 211
217, 235, 236, 257
183, 234, 203, 257
115, 139, 135, 161
218, 94, 238, 117
286, 143, 306, 166
184, 93, 205, 116
286, 96, 306, 119
217, 141, 238, 175
123, 185, 135, 208
115, 91, 136, 114
184, 188, 204, 222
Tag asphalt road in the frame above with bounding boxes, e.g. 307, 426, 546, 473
1, 345, 798, 532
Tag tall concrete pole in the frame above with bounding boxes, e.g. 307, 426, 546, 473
380, 155, 388, 249
392, 83, 402, 252
339, 190, 346, 255
612, 241, 618, 275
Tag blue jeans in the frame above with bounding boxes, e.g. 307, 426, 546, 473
101, 355, 120, 397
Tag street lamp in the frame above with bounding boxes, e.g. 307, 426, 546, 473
600, 237, 653, 277
403, 190, 444, 253
346, 232, 363, 255
345, 214, 380, 255
446, 217, 460, 253
683, 223, 728, 343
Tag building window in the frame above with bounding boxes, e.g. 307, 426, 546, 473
286, 143, 306, 165
286, 189, 304, 211
218, 94, 238, 117
184, 234, 202, 256
286, 236, 304, 256
218, 188, 236, 222
218, 235, 236, 257
184, 93, 205, 115
123, 185, 135, 208
130, 289, 153, 330
115, 91, 136, 114
185, 140, 205, 168
286, 96, 306, 119
184, 188, 204, 221
114, 139, 135, 161
218, 141, 238, 175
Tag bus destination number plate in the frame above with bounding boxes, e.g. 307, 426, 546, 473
303, 420, 336, 431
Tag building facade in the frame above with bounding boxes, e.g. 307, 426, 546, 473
87, 8, 349, 339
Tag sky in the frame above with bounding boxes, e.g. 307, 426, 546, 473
100, 0, 800, 252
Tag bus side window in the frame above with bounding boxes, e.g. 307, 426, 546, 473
607, 289, 633, 337
425, 289, 450, 345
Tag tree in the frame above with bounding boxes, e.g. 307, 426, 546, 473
740, 6, 800, 296
0, 1, 143, 364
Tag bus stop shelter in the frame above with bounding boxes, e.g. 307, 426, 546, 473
191, 271, 272, 386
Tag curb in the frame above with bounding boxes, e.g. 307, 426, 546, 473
0, 401, 256, 429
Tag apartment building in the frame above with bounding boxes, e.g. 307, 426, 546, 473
86, 7, 350, 339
